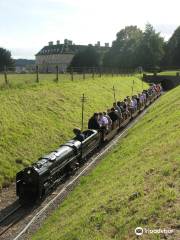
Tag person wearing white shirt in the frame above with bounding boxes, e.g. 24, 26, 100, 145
98, 112, 109, 129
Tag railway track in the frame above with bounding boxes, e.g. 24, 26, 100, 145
0, 204, 33, 239
0, 205, 21, 225
0, 205, 22, 237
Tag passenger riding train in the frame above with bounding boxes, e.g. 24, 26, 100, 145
16, 84, 162, 205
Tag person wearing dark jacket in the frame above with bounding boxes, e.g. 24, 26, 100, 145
73, 128, 85, 142
88, 113, 100, 129
108, 108, 119, 122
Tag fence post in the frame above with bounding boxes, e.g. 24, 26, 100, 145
92, 67, 95, 79
83, 68, 85, 80
99, 68, 101, 77
119, 68, 121, 76
36, 65, 39, 82
106, 68, 109, 76
112, 69, 114, 77
71, 68, 74, 81
131, 80, 135, 97
56, 65, 59, 81
4, 66, 8, 85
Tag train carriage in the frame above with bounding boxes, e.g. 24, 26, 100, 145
80, 130, 101, 159
145, 97, 151, 106
102, 120, 120, 142
120, 114, 131, 127
131, 108, 139, 118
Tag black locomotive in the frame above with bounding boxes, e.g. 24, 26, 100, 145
16, 129, 100, 204
16, 86, 161, 205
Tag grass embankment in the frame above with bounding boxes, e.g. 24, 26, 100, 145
146, 70, 180, 76
0, 75, 147, 188
33, 86, 180, 240
159, 71, 180, 76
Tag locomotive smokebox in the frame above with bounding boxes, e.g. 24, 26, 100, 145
16, 167, 39, 205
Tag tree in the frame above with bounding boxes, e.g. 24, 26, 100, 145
69, 45, 100, 70
164, 26, 180, 67
137, 24, 165, 70
103, 26, 143, 69
0, 47, 14, 71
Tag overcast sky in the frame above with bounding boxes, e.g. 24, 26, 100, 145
0, 0, 179, 59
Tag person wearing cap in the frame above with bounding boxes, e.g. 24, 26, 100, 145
73, 128, 85, 142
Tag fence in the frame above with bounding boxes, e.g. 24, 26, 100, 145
0, 66, 136, 89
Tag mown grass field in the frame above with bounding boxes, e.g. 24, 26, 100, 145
145, 70, 180, 76
0, 73, 94, 89
0, 74, 147, 188
159, 70, 180, 76
0, 73, 134, 89
0, 71, 178, 89
0, 73, 92, 89
32, 86, 180, 240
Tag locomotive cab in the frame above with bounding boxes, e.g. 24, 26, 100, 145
80, 130, 101, 159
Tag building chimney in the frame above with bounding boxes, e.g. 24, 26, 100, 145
56, 40, 60, 45
64, 39, 68, 44
105, 43, 109, 47
97, 41, 100, 47
48, 41, 53, 46
68, 40, 72, 45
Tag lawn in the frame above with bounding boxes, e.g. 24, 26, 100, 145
0, 72, 133, 89
159, 70, 180, 76
32, 86, 180, 240
0, 73, 88, 88
0, 74, 147, 188
145, 70, 180, 76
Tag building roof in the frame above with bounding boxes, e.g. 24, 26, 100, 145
36, 42, 109, 56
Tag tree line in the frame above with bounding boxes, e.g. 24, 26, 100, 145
0, 48, 14, 71
1, 23, 180, 72
69, 24, 180, 72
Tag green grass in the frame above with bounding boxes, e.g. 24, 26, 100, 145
145, 70, 180, 76
32, 86, 180, 240
159, 71, 180, 76
0, 73, 86, 89
0, 73, 134, 89
0, 74, 147, 188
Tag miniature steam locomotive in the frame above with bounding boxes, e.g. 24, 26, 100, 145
16, 88, 161, 205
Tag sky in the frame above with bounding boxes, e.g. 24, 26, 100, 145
0, 0, 179, 59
